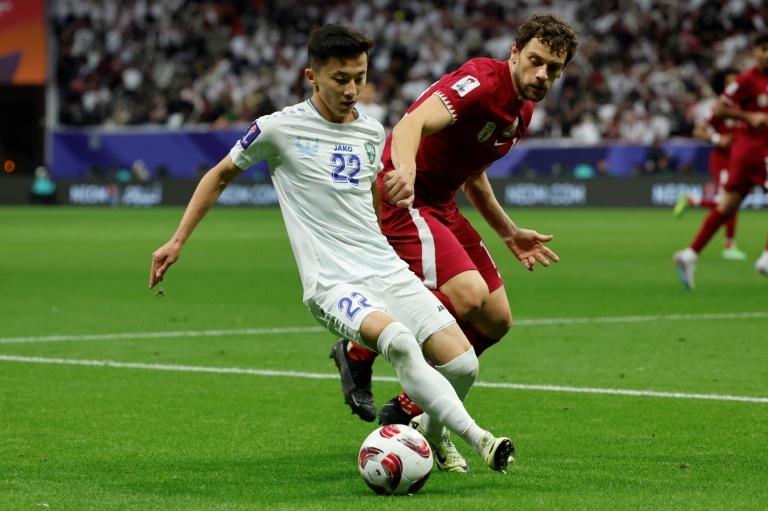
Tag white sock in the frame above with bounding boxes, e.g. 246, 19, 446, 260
682, 247, 698, 260
420, 347, 478, 440
377, 323, 482, 445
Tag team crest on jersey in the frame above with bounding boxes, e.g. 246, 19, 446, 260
451, 75, 480, 97
240, 121, 261, 149
477, 121, 496, 143
297, 136, 320, 156
758, 93, 768, 108
365, 141, 376, 164
503, 118, 519, 137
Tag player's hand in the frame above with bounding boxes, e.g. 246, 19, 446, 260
150, 240, 182, 288
716, 133, 733, 149
502, 228, 559, 271
746, 112, 768, 129
383, 169, 415, 208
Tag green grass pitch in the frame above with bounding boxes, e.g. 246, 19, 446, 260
1, 206, 766, 510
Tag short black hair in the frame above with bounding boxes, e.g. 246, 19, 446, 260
514, 13, 579, 65
307, 25, 375, 71
754, 29, 768, 47
710, 67, 739, 95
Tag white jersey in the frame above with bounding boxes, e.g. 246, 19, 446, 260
230, 100, 409, 302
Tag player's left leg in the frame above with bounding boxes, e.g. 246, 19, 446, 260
329, 338, 377, 422
673, 188, 745, 290
722, 214, 747, 260
374, 273, 514, 473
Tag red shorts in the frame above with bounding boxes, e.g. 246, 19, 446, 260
380, 202, 503, 292
725, 143, 768, 195
708, 150, 729, 188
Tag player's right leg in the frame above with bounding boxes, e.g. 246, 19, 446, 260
365, 316, 514, 473
311, 279, 513, 473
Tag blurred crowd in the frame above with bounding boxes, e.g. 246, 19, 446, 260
54, 0, 767, 143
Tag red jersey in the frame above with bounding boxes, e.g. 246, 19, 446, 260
704, 107, 738, 159
720, 66, 768, 150
381, 58, 533, 209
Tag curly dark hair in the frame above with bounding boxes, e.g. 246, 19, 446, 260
514, 13, 579, 65
307, 24, 375, 71
710, 67, 739, 95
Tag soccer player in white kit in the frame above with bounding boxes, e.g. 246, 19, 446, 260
149, 24, 514, 474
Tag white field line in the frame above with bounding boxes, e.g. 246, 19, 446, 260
1, 311, 767, 345
0, 354, 766, 404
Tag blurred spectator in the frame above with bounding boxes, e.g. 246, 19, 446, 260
641, 139, 677, 176
29, 166, 57, 204
355, 83, 387, 124
132, 159, 151, 181
595, 158, 613, 177
156, 164, 170, 180
573, 161, 596, 179
570, 112, 602, 145
51, 0, 768, 142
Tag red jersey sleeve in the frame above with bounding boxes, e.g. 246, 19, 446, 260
429, 62, 497, 124
720, 71, 752, 107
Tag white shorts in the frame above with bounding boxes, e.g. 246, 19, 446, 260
306, 266, 455, 351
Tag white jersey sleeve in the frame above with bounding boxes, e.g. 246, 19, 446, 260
230, 115, 283, 170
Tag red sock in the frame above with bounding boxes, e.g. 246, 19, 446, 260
699, 198, 717, 208
347, 341, 378, 363
690, 209, 728, 253
462, 323, 501, 357
724, 215, 737, 245
397, 392, 423, 417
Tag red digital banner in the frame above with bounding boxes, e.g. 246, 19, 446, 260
0, 0, 47, 84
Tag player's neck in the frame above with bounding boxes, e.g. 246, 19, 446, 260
309, 96, 358, 124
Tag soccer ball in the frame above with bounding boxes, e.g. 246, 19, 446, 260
358, 424, 433, 495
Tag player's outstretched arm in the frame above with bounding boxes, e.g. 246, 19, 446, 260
462, 171, 559, 271
713, 99, 768, 128
149, 154, 244, 288
385, 95, 453, 208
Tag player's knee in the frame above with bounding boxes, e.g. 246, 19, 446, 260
489, 310, 513, 338
377, 322, 420, 364
450, 282, 490, 320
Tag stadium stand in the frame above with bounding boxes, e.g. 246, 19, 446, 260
52, 0, 767, 141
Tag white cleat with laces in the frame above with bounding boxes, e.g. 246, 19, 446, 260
409, 415, 470, 473
673, 248, 698, 290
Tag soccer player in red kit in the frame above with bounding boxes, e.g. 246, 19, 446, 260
675, 67, 747, 260
673, 30, 768, 289
330, 13, 578, 472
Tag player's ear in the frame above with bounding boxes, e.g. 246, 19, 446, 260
305, 68, 317, 87
510, 42, 518, 64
